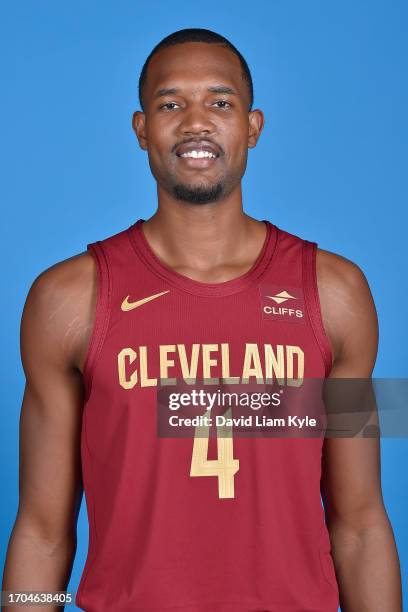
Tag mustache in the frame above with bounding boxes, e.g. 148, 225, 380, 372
171, 138, 224, 155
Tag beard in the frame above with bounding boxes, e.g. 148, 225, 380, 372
172, 181, 224, 205
149, 151, 247, 205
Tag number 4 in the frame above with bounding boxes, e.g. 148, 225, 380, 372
190, 407, 240, 499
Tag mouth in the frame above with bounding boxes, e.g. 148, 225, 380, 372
175, 141, 221, 169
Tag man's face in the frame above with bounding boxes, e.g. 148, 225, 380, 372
133, 43, 264, 204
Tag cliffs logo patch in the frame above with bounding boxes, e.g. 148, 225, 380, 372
259, 285, 305, 323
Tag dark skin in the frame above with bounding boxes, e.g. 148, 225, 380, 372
2, 42, 402, 611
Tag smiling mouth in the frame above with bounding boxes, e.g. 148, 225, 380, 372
175, 150, 219, 169
179, 150, 217, 159
174, 140, 221, 166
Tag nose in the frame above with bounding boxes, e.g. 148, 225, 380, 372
179, 102, 215, 136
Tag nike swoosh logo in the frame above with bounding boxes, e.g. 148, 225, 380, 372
121, 290, 170, 311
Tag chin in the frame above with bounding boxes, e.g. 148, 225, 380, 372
172, 182, 224, 205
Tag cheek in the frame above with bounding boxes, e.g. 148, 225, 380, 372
145, 119, 173, 153
226, 139, 249, 168
220, 119, 249, 156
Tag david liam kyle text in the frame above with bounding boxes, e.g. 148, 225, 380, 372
168, 414, 318, 429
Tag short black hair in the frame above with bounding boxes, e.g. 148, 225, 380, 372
138, 28, 254, 111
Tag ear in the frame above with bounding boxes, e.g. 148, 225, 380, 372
248, 109, 265, 149
132, 111, 148, 150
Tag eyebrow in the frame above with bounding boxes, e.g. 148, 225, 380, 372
153, 85, 239, 99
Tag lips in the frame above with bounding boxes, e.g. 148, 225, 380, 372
175, 140, 221, 159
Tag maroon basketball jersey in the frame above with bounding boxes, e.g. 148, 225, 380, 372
75, 219, 339, 611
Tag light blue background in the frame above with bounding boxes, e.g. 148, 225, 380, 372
1, 0, 407, 607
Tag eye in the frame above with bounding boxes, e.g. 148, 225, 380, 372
213, 100, 232, 109
159, 102, 180, 111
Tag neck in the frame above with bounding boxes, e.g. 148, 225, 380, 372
140, 184, 267, 282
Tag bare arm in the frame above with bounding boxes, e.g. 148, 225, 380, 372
2, 253, 96, 611
317, 249, 402, 611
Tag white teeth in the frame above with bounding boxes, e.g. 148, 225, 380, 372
180, 150, 216, 159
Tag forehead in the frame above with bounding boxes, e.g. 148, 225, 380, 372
145, 42, 247, 99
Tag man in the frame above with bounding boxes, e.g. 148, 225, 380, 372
2, 28, 402, 611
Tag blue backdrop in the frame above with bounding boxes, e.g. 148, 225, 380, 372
1, 0, 406, 606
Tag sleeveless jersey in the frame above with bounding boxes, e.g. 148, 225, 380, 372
75, 219, 339, 612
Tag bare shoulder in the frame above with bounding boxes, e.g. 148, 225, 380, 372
316, 248, 378, 373
21, 251, 97, 373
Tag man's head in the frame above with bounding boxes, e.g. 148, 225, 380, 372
132, 28, 264, 205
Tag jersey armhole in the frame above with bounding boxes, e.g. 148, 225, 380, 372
302, 240, 333, 378
82, 241, 111, 403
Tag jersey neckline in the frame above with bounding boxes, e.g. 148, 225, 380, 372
127, 218, 280, 297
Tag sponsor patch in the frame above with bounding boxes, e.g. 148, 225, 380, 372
259, 285, 305, 323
